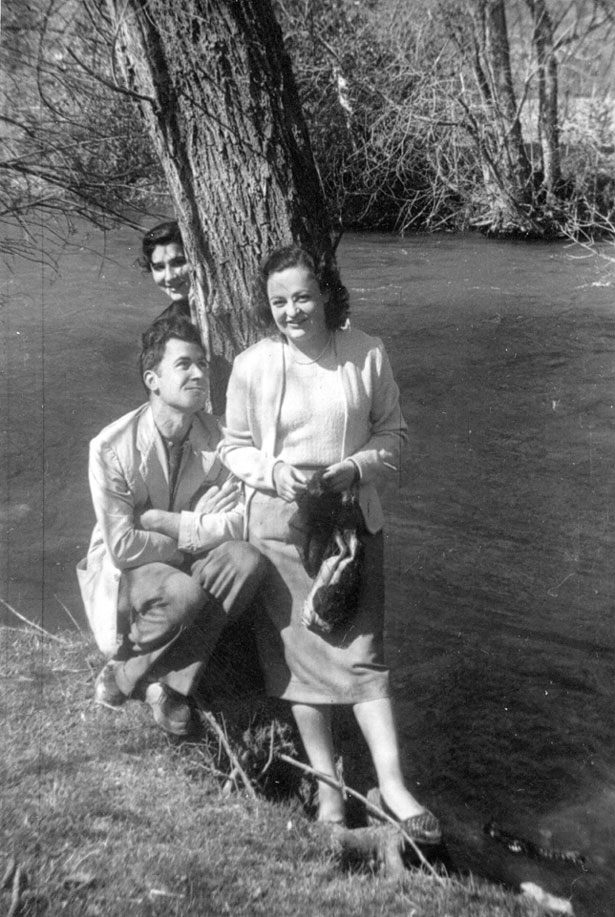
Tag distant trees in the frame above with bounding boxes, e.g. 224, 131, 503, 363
275, 0, 615, 236
1, 0, 615, 258
441, 0, 615, 234
442, 0, 535, 233
0, 0, 160, 260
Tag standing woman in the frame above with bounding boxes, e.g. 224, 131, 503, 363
219, 245, 440, 841
141, 220, 192, 321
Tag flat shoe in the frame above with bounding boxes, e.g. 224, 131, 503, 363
366, 788, 442, 846
398, 811, 442, 846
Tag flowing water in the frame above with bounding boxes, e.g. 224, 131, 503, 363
3, 224, 615, 902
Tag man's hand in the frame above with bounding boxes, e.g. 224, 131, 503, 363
139, 508, 180, 540
193, 478, 242, 515
273, 462, 308, 502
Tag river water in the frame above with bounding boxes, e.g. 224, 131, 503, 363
3, 225, 615, 901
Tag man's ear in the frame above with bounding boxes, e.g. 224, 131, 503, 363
143, 369, 159, 395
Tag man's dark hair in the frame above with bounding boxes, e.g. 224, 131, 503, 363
250, 244, 350, 332
139, 317, 205, 381
140, 220, 185, 270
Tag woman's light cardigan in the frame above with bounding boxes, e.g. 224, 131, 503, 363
219, 327, 408, 534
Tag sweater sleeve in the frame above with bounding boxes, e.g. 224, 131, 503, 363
218, 356, 279, 490
346, 339, 408, 483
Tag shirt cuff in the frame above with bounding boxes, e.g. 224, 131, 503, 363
177, 511, 197, 552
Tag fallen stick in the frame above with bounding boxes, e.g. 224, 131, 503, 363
198, 708, 257, 800
278, 753, 444, 883
0, 598, 68, 644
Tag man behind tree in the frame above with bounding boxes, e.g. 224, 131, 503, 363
77, 317, 266, 735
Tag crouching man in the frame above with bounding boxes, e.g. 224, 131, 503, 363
77, 317, 266, 735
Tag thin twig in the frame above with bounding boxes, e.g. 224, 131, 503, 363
7, 866, 25, 917
278, 754, 444, 883
199, 708, 257, 800
0, 598, 68, 644
258, 721, 277, 778
54, 594, 84, 633
1, 857, 16, 890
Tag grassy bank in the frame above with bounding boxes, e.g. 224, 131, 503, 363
0, 626, 549, 916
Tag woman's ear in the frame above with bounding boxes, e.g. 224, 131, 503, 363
143, 368, 159, 395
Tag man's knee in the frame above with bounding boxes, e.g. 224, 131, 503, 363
165, 572, 207, 622
123, 564, 206, 646
146, 570, 206, 633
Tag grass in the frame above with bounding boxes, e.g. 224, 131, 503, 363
0, 626, 549, 917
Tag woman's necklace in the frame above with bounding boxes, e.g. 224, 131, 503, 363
288, 334, 332, 365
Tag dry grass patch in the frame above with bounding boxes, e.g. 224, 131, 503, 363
0, 627, 545, 916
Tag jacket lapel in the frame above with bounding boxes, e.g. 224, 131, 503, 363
136, 406, 170, 509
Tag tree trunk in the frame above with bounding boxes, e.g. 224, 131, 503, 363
527, 0, 561, 200
98, 0, 337, 410
465, 0, 534, 231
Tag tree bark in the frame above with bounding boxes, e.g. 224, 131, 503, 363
98, 0, 337, 409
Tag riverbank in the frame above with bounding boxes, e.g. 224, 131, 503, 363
0, 625, 557, 917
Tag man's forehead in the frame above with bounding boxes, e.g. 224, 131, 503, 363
162, 338, 205, 361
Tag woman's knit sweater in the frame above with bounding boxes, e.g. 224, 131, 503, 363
219, 326, 407, 534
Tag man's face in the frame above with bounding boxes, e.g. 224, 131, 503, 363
144, 338, 208, 414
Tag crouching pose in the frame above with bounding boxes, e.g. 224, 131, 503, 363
77, 317, 267, 735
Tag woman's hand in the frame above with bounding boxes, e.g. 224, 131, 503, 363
321, 460, 359, 493
193, 478, 242, 515
273, 462, 308, 502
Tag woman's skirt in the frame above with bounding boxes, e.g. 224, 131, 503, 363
248, 489, 390, 705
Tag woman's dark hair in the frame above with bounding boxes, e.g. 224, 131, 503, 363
139, 316, 204, 381
140, 220, 185, 270
251, 245, 350, 332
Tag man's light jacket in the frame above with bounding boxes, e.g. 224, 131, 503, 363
77, 403, 242, 656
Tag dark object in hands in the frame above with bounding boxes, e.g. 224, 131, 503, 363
290, 472, 364, 634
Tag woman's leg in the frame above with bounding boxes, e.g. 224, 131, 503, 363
291, 703, 346, 824
353, 696, 426, 820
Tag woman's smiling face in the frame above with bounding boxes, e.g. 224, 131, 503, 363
150, 242, 191, 302
266, 265, 328, 344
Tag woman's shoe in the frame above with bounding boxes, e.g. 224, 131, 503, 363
366, 788, 442, 846
397, 810, 442, 846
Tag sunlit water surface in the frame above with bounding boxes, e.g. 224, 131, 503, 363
3, 225, 615, 887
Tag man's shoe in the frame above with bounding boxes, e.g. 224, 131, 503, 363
94, 661, 126, 709
144, 682, 195, 736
